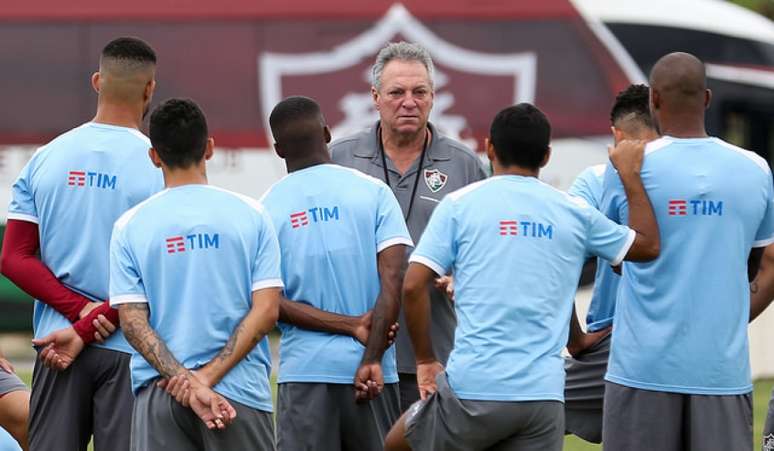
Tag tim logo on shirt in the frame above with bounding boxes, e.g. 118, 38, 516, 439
668, 199, 723, 216
499, 220, 553, 239
165, 233, 220, 254
67, 170, 116, 190
290, 206, 340, 229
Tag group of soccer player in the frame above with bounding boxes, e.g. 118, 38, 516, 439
0, 35, 773, 451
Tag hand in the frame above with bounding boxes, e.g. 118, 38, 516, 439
187, 378, 237, 430
416, 360, 444, 400
608, 139, 647, 177
352, 311, 400, 348
567, 327, 611, 358
32, 327, 85, 371
78, 301, 102, 320
434, 276, 455, 302
0, 356, 15, 374
354, 362, 384, 402
157, 369, 215, 407
92, 314, 117, 343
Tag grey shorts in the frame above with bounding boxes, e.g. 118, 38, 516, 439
0, 370, 27, 397
563, 334, 610, 443
30, 346, 133, 451
763, 389, 774, 450
277, 382, 399, 451
603, 381, 752, 451
405, 373, 564, 451
131, 381, 274, 451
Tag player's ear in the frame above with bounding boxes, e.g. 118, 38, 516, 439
704, 89, 712, 110
148, 147, 163, 168
485, 137, 496, 163
91, 72, 101, 94
540, 147, 551, 168
204, 138, 215, 161
651, 89, 661, 111
144, 79, 156, 103
323, 126, 332, 144
612, 127, 625, 146
371, 86, 380, 110
273, 143, 285, 159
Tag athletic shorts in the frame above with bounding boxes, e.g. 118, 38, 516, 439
564, 334, 610, 443
405, 373, 564, 451
30, 346, 132, 451
277, 382, 399, 451
131, 381, 275, 451
0, 370, 27, 397
603, 381, 752, 451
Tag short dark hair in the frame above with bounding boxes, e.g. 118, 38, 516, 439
489, 103, 551, 169
149, 98, 208, 169
101, 37, 156, 65
610, 84, 653, 128
269, 96, 324, 145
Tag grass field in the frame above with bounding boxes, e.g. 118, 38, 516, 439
8, 372, 774, 450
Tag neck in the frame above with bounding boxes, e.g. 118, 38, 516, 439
656, 113, 707, 139
162, 164, 208, 188
286, 150, 331, 173
92, 99, 144, 130
493, 163, 539, 178
381, 124, 428, 155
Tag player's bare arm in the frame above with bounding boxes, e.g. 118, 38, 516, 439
119, 303, 236, 430
355, 244, 407, 401
608, 139, 660, 262
279, 295, 399, 346
566, 304, 611, 358
750, 245, 774, 322
402, 262, 445, 400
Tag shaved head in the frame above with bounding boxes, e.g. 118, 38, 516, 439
97, 37, 156, 106
650, 52, 707, 112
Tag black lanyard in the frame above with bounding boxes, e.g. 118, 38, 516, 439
377, 124, 429, 222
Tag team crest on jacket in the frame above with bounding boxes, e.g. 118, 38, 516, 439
764, 434, 774, 451
424, 169, 448, 193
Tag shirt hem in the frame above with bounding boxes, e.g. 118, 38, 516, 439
752, 236, 774, 248
611, 229, 636, 266
7, 213, 39, 224
251, 279, 284, 291
605, 373, 753, 395
278, 374, 399, 384
377, 236, 414, 252
452, 391, 564, 402
109, 294, 148, 306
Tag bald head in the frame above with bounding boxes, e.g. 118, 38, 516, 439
269, 96, 330, 160
96, 37, 156, 105
649, 52, 707, 112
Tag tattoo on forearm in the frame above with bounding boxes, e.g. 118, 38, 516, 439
119, 303, 186, 379
210, 320, 256, 368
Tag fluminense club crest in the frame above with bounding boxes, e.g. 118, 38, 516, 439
424, 169, 447, 193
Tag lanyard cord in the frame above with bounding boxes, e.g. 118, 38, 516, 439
377, 124, 430, 222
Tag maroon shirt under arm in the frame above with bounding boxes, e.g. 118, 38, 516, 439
0, 219, 117, 343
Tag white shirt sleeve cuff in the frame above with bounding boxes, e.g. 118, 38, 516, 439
110, 294, 148, 306
7, 213, 39, 224
611, 229, 636, 266
252, 278, 284, 291
752, 236, 774, 248
408, 254, 447, 277
377, 236, 414, 253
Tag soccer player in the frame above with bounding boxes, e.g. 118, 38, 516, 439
600, 52, 774, 451
111, 98, 281, 450
262, 96, 413, 450
750, 245, 774, 450
563, 83, 659, 443
0, 37, 162, 451
0, 347, 28, 451
385, 103, 660, 451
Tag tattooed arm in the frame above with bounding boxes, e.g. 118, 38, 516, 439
119, 303, 187, 378
354, 244, 406, 400
195, 287, 281, 387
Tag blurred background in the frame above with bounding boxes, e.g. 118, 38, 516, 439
0, 0, 772, 449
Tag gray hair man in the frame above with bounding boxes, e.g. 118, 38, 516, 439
330, 41, 487, 412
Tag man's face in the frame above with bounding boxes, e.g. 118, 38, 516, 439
372, 59, 434, 136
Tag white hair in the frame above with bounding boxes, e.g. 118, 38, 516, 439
371, 41, 435, 91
